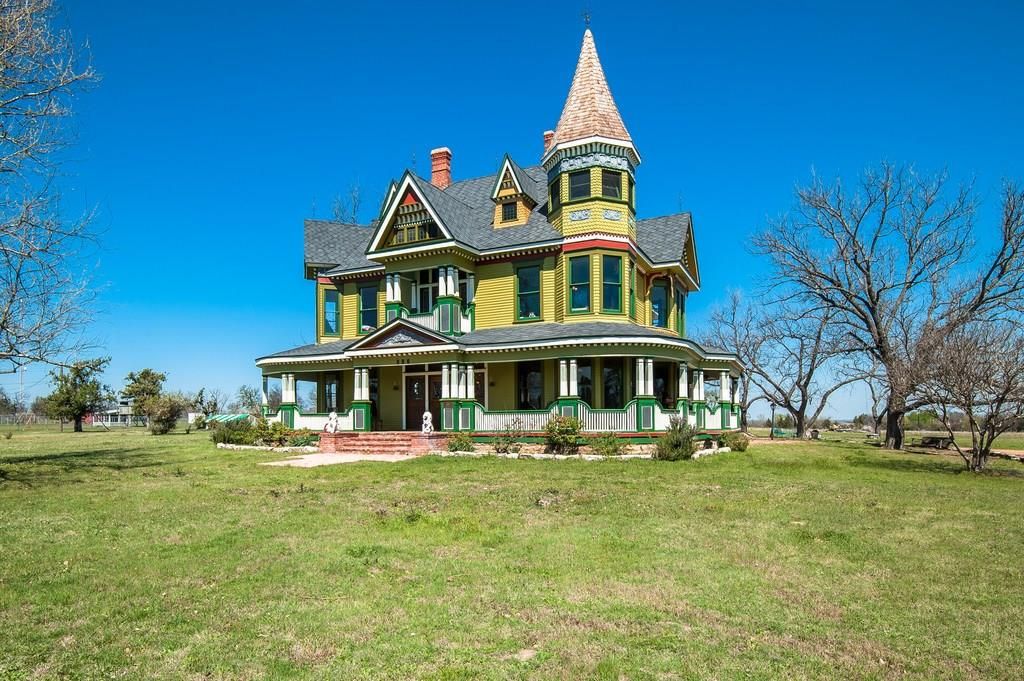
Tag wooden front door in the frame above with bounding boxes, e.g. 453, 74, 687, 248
405, 374, 442, 431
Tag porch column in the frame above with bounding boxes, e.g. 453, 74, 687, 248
466, 273, 475, 303
457, 364, 467, 399
559, 359, 569, 397
441, 364, 451, 399
281, 373, 296, 404
569, 359, 579, 397
450, 267, 460, 298
721, 371, 731, 401
261, 375, 269, 406
438, 266, 448, 297
695, 369, 705, 401
467, 365, 475, 400
646, 359, 654, 397
385, 274, 394, 303
678, 364, 689, 401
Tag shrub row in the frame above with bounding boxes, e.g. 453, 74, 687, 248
210, 419, 318, 448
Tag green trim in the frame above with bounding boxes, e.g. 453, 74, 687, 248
357, 283, 379, 336
568, 254, 591, 314
628, 258, 636, 318
514, 261, 542, 322
601, 253, 624, 313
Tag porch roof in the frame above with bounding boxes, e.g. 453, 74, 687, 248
255, 338, 355, 362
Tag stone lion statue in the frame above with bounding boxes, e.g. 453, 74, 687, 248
323, 411, 340, 434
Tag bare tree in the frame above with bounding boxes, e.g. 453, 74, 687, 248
331, 183, 362, 223
753, 165, 1024, 449
0, 0, 98, 374
700, 290, 764, 432
922, 324, 1024, 471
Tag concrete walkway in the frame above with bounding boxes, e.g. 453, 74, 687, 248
260, 452, 420, 468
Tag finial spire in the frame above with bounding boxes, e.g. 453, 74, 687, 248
582, 8, 591, 28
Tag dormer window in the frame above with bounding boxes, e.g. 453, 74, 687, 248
569, 170, 590, 200
501, 202, 517, 222
602, 170, 621, 199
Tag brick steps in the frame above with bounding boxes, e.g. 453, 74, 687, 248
319, 431, 449, 455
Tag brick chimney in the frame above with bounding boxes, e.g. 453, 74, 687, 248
430, 147, 452, 189
543, 130, 555, 152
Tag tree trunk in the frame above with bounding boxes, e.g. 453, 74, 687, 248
884, 408, 905, 449
740, 408, 749, 433
794, 413, 806, 439
74, 416, 83, 432
970, 450, 988, 472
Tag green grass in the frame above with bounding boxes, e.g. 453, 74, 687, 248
1, 430, 1023, 679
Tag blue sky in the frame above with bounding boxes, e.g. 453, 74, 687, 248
7, 0, 1023, 418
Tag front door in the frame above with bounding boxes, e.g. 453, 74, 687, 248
405, 374, 443, 431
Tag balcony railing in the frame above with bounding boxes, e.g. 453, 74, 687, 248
406, 304, 472, 335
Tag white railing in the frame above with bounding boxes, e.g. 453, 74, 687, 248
704, 407, 722, 431
474, 404, 559, 432
407, 309, 440, 331
267, 410, 354, 431
406, 305, 472, 334
579, 402, 637, 432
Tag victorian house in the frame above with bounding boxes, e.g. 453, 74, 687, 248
256, 29, 742, 437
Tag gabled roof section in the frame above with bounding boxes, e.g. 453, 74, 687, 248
489, 155, 533, 201
549, 29, 632, 150
636, 212, 700, 289
345, 317, 457, 352
366, 171, 456, 253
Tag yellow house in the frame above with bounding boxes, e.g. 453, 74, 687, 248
256, 29, 742, 436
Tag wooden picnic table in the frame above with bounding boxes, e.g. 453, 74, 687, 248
915, 435, 953, 449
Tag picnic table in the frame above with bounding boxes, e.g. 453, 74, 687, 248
913, 435, 954, 449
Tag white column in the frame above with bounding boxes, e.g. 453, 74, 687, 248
466, 273, 475, 303
635, 358, 646, 396
678, 364, 689, 401
696, 369, 705, 401
282, 373, 296, 404
385, 274, 393, 303
441, 364, 450, 399
438, 267, 448, 297
559, 359, 569, 397
467, 365, 475, 400
721, 371, 731, 401
446, 267, 456, 297
457, 365, 467, 399
451, 268, 460, 298
646, 359, 654, 397
261, 376, 269, 406
569, 359, 578, 397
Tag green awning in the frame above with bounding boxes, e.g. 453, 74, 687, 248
207, 414, 250, 423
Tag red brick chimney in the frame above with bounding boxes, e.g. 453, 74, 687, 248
430, 147, 452, 189
543, 130, 555, 152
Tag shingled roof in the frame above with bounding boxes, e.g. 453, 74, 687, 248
550, 29, 631, 148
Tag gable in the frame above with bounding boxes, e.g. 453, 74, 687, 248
346, 318, 454, 351
367, 174, 454, 253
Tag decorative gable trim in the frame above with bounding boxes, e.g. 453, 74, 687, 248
490, 155, 525, 200
367, 172, 454, 254
345, 317, 455, 352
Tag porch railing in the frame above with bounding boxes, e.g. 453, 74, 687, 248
473, 404, 559, 432
578, 402, 637, 432
406, 305, 472, 335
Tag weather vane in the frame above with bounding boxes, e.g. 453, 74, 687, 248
582, 7, 591, 28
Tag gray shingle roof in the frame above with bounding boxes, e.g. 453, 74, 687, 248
256, 338, 355, 361
636, 213, 691, 264
305, 220, 378, 273
303, 163, 693, 275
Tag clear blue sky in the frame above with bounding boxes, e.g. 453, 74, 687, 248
8, 0, 1023, 418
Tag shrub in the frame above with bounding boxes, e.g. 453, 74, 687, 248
494, 418, 523, 454
447, 431, 475, 452
654, 417, 697, 461
191, 414, 207, 431
210, 419, 255, 445
722, 432, 749, 451
253, 420, 289, 447
545, 415, 582, 455
3, 430, 12, 440
590, 431, 626, 457
286, 429, 319, 447
147, 393, 189, 435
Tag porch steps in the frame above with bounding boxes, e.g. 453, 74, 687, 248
319, 431, 449, 455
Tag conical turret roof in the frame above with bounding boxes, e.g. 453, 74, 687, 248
550, 29, 632, 149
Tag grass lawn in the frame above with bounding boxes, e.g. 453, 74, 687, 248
1, 429, 1023, 679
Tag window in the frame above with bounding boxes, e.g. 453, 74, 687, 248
577, 359, 593, 406
651, 281, 669, 327
569, 170, 590, 200
569, 255, 591, 312
549, 179, 561, 211
324, 378, 339, 412
602, 255, 622, 313
516, 264, 541, 320
602, 358, 624, 409
323, 289, 340, 335
601, 170, 621, 199
517, 361, 544, 410
414, 270, 439, 312
675, 286, 686, 335
628, 176, 635, 208
358, 284, 378, 332
628, 259, 636, 317
501, 202, 517, 222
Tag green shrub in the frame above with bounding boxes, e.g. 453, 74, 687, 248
253, 420, 289, 447
192, 414, 207, 431
545, 415, 582, 455
286, 429, 319, 447
447, 431, 475, 452
3, 430, 12, 440
494, 418, 523, 454
654, 417, 697, 461
722, 432, 749, 451
147, 393, 189, 435
590, 431, 626, 457
210, 420, 255, 445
